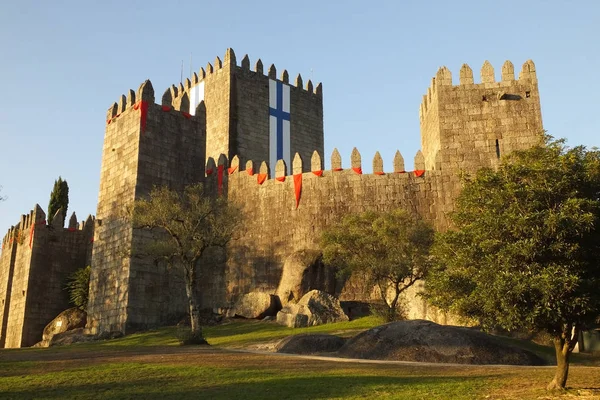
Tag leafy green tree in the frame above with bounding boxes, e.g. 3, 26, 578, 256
48, 177, 69, 226
425, 137, 600, 391
132, 183, 242, 344
66, 266, 91, 311
321, 209, 434, 321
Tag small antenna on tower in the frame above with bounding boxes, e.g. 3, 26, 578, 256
180, 60, 184, 84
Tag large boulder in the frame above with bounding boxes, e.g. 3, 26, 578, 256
42, 308, 87, 344
337, 320, 547, 365
276, 290, 349, 328
276, 250, 338, 306
49, 328, 97, 346
276, 334, 346, 355
232, 292, 280, 319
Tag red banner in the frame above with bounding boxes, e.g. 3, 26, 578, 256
294, 173, 302, 209
374, 171, 385, 175
161, 105, 171, 112
228, 166, 238, 175
333, 168, 343, 171
206, 169, 214, 176
257, 173, 267, 185
352, 167, 363, 175
414, 170, 425, 177
246, 167, 254, 176
312, 170, 323, 177
276, 176, 285, 182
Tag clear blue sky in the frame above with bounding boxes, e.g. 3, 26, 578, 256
0, 0, 598, 234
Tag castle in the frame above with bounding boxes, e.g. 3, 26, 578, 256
0, 49, 543, 347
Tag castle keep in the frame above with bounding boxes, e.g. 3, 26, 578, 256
0, 49, 543, 346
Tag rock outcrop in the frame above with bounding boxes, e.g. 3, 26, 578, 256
276, 290, 349, 328
337, 320, 547, 365
38, 308, 87, 347
276, 334, 346, 354
232, 292, 280, 319
276, 250, 338, 306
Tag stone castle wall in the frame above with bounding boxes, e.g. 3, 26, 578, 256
0, 206, 93, 348
84, 51, 543, 334
196, 149, 461, 322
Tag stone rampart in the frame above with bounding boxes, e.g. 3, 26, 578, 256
0, 206, 93, 348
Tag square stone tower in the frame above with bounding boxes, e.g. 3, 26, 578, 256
420, 60, 543, 172
167, 48, 324, 175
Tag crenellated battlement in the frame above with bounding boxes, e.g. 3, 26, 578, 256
185, 48, 322, 97
419, 60, 538, 122
203, 147, 429, 193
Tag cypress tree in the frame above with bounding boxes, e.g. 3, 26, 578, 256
47, 177, 69, 226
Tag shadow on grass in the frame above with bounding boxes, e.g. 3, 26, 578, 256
0, 374, 492, 400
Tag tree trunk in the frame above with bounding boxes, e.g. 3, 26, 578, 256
184, 265, 206, 344
547, 339, 570, 390
547, 325, 579, 391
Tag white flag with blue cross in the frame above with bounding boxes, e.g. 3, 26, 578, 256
269, 79, 291, 176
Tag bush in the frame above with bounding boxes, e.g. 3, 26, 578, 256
66, 266, 91, 310
175, 325, 208, 345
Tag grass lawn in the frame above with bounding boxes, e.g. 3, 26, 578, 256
0, 317, 598, 400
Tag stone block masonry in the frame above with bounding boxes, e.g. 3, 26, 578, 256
0, 206, 93, 348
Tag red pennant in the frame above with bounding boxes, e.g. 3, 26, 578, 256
228, 166, 238, 175
414, 170, 425, 177
67, 228, 77, 232
396, 170, 406, 174
206, 169, 214, 176
161, 105, 171, 112
294, 173, 302, 209
133, 101, 149, 134
107, 119, 111, 125
182, 112, 192, 119
312, 170, 323, 177
217, 165, 224, 195
29, 220, 46, 249
333, 168, 343, 172
276, 176, 285, 182
352, 167, 363, 175
374, 171, 385, 175
257, 173, 267, 185
246, 167, 254, 176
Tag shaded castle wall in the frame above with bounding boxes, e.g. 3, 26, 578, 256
420, 60, 543, 172
0, 206, 93, 348
88, 80, 207, 334
198, 150, 461, 322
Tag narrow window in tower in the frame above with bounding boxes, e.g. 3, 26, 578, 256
525, 91, 531, 98
495, 139, 501, 158
482, 95, 487, 101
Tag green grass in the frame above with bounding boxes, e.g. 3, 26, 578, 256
0, 316, 598, 399
204, 315, 384, 347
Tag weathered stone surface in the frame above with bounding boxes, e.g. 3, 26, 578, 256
276, 290, 348, 328
275, 250, 337, 306
43, 307, 87, 342
337, 320, 547, 365
50, 328, 97, 346
232, 292, 280, 319
276, 334, 346, 355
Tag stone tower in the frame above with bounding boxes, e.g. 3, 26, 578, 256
420, 60, 543, 172
87, 49, 325, 334
169, 48, 324, 174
